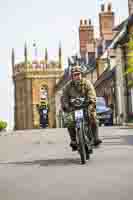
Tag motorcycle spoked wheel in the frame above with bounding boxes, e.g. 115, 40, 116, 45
76, 124, 87, 165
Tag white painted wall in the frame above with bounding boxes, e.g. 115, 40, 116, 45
115, 47, 126, 124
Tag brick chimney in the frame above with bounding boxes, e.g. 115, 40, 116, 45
99, 3, 115, 41
79, 19, 95, 60
128, 0, 133, 15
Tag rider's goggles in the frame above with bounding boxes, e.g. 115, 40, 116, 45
72, 72, 81, 78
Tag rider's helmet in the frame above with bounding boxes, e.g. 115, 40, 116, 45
71, 64, 82, 74
71, 64, 82, 86
40, 101, 48, 109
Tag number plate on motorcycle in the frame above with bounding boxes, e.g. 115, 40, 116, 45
75, 109, 84, 119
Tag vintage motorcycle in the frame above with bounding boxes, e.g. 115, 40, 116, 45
63, 97, 94, 164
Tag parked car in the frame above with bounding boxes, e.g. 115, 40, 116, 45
96, 97, 113, 126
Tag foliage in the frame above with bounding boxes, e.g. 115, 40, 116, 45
0, 120, 7, 131
125, 33, 133, 87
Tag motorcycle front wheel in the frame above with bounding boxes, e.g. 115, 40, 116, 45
77, 126, 86, 164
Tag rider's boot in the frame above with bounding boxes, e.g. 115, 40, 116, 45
85, 145, 92, 160
68, 128, 78, 151
91, 121, 102, 147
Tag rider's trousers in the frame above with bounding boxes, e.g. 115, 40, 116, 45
68, 127, 76, 141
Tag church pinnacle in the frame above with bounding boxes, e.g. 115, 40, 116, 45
59, 41, 62, 68
24, 42, 28, 64
11, 48, 15, 74
45, 48, 48, 67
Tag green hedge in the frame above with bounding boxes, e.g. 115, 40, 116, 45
128, 112, 133, 123
0, 120, 7, 131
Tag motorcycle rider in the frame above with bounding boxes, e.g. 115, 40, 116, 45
38, 101, 49, 128
61, 64, 102, 151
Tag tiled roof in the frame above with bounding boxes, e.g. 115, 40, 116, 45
94, 67, 116, 88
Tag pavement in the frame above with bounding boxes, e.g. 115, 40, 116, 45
125, 123, 133, 128
0, 127, 133, 200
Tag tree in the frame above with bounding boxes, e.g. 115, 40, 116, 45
0, 120, 7, 131
125, 33, 133, 87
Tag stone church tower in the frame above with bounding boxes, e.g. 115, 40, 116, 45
12, 43, 64, 130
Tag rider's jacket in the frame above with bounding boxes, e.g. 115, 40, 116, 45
61, 78, 96, 113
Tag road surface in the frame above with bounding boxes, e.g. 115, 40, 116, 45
0, 127, 132, 200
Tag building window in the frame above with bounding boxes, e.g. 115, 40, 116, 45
105, 40, 112, 49
40, 85, 48, 101
97, 45, 103, 56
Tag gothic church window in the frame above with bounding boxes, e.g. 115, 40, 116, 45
40, 85, 48, 100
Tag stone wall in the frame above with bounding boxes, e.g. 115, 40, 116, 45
13, 64, 64, 130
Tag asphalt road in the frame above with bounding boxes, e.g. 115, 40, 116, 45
0, 127, 133, 200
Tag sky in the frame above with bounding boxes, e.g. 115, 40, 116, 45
0, 0, 128, 129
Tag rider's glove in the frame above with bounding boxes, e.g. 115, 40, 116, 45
67, 107, 74, 113
63, 105, 73, 113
